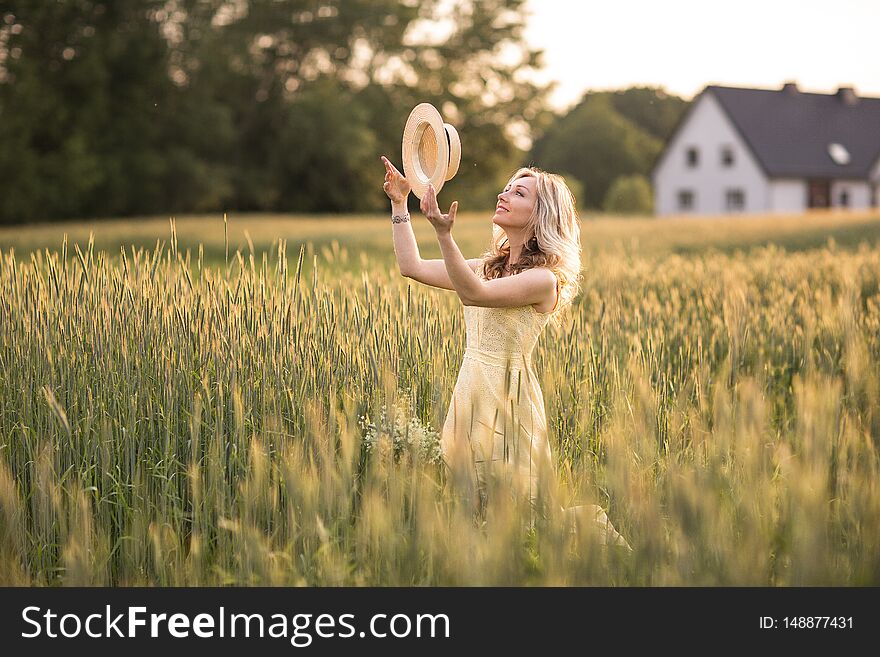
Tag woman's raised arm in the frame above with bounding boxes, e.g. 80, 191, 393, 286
399, 256, 484, 290
391, 207, 482, 289
383, 155, 480, 289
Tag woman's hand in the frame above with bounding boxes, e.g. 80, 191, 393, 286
420, 183, 458, 236
381, 155, 411, 204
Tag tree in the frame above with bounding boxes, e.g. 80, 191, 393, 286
528, 86, 688, 211
529, 94, 662, 209
605, 86, 688, 142
359, 0, 556, 211
272, 77, 379, 212
0, 1, 175, 221
0, 0, 553, 222
602, 174, 653, 214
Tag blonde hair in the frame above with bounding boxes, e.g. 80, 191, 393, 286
480, 166, 582, 324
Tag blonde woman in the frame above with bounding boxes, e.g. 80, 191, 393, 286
381, 155, 630, 550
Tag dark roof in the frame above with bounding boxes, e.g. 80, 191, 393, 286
705, 84, 880, 179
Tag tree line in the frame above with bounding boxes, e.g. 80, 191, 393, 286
0, 1, 687, 224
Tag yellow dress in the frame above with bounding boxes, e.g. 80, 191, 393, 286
439, 267, 558, 518
439, 267, 632, 550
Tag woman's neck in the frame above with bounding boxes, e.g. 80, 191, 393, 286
506, 234, 529, 265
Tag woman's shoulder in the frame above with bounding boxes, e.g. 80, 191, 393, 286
525, 267, 559, 314
526, 266, 558, 286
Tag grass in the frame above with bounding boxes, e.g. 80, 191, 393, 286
0, 208, 879, 585
2, 207, 879, 266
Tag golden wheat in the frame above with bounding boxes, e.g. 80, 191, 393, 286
0, 213, 879, 585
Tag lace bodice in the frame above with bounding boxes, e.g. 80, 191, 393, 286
460, 268, 558, 366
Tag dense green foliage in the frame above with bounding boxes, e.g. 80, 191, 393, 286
602, 174, 654, 214
530, 88, 687, 209
0, 0, 555, 222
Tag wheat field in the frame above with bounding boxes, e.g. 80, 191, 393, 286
1, 210, 879, 585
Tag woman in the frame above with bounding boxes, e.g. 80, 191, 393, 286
380, 155, 630, 549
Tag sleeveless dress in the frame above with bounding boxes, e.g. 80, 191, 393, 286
439, 267, 557, 516
439, 267, 632, 550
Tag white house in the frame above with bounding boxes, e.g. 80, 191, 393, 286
651, 82, 880, 216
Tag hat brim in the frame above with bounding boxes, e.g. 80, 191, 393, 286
444, 123, 461, 181
402, 103, 452, 199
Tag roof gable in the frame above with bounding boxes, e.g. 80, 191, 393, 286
650, 92, 768, 180
706, 84, 880, 179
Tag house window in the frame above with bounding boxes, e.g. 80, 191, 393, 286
725, 188, 745, 212
839, 189, 850, 207
678, 189, 695, 211
721, 146, 734, 167
685, 147, 699, 168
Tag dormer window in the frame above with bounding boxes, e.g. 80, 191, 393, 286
686, 147, 699, 168
721, 146, 734, 167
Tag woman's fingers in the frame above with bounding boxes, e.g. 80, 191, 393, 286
426, 185, 442, 220
381, 155, 404, 179
381, 156, 395, 177
415, 183, 446, 223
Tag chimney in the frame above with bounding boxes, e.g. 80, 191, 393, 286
781, 81, 799, 95
836, 85, 858, 106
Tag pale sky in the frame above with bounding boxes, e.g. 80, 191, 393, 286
523, 0, 880, 111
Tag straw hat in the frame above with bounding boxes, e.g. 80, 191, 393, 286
401, 103, 461, 199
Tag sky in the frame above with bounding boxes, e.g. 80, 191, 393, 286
523, 0, 880, 111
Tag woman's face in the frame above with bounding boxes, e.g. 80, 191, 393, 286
492, 175, 537, 230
